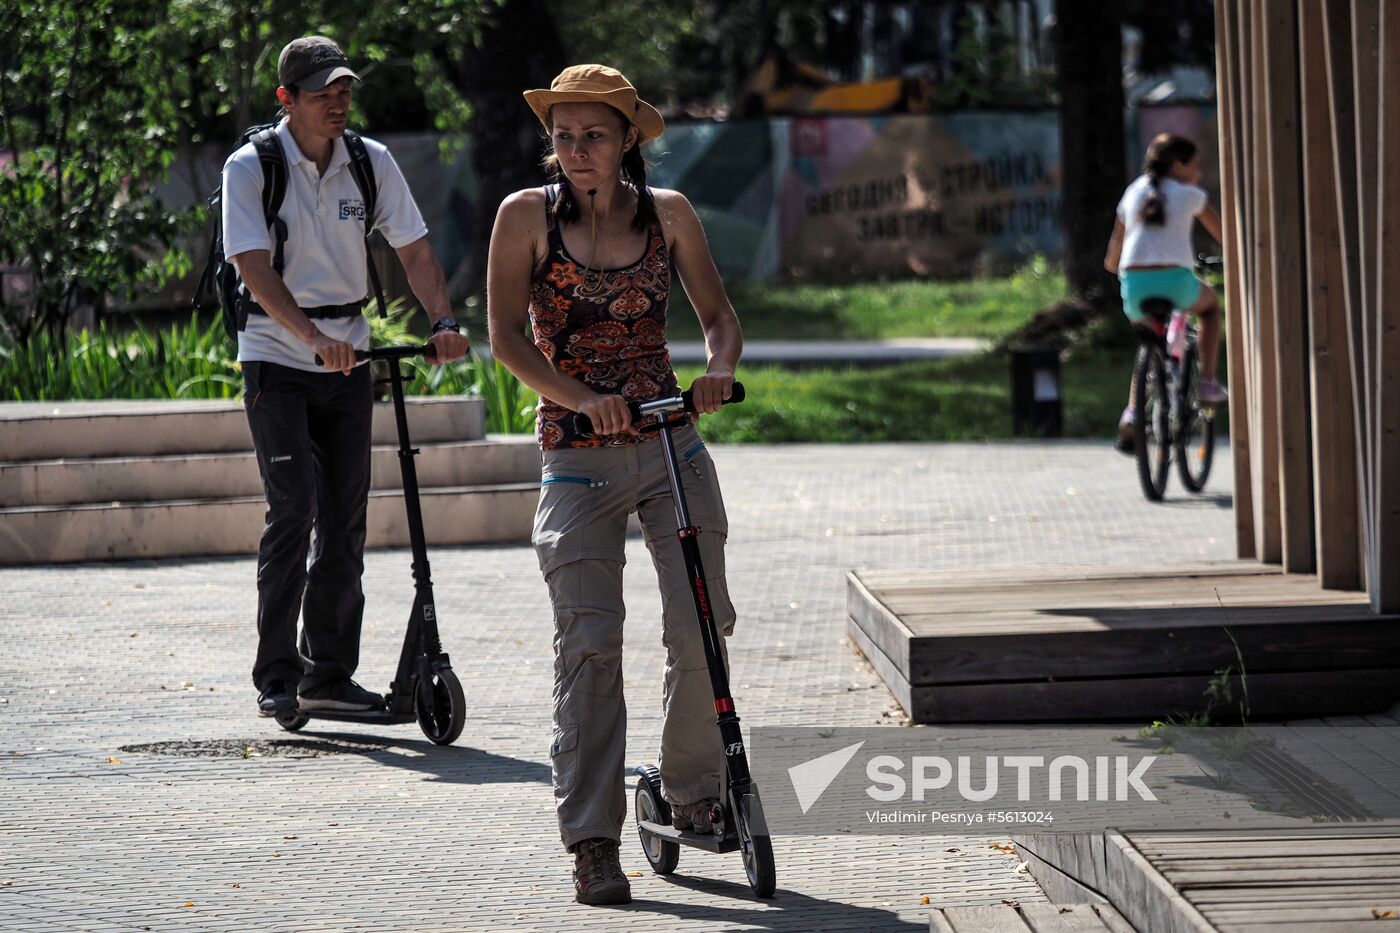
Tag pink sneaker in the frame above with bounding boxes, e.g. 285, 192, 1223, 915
1198, 378, 1229, 404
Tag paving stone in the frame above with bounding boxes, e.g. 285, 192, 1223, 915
0, 441, 1239, 930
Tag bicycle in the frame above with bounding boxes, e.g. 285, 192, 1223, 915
1131, 255, 1222, 502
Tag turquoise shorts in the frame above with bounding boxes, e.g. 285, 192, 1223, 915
1120, 267, 1203, 321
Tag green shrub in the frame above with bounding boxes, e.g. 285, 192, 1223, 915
0, 304, 539, 435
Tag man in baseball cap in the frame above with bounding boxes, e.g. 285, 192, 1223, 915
224, 33, 467, 722
277, 35, 360, 91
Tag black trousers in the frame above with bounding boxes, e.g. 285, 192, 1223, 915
243, 361, 374, 693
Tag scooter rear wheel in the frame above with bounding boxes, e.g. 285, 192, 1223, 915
415, 667, 466, 746
635, 764, 679, 875
275, 710, 309, 732
737, 792, 776, 898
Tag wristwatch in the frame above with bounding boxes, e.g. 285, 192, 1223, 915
431, 316, 461, 335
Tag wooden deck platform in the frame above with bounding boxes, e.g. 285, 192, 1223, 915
1014, 828, 1400, 933
846, 562, 1400, 723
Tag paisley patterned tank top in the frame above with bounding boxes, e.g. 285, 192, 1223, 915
528, 184, 682, 450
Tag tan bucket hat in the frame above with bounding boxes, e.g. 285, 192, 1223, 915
523, 65, 666, 142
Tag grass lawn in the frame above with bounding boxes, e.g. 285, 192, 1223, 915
676, 344, 1131, 443
664, 257, 1066, 342
662, 258, 1138, 443
10, 261, 1151, 442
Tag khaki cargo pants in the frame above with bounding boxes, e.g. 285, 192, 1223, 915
533, 424, 736, 851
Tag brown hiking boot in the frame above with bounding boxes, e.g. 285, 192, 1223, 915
671, 798, 722, 834
571, 837, 631, 905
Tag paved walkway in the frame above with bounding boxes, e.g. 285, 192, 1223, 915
0, 441, 1237, 931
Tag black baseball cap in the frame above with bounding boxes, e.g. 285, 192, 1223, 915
277, 36, 360, 91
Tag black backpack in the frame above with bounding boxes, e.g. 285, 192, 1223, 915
194, 123, 388, 341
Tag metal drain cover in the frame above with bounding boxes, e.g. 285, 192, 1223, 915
120, 738, 388, 759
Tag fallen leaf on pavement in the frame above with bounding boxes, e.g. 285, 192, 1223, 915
920, 896, 930, 905
1372, 909, 1397, 920
107, 757, 122, 765
626, 871, 641, 877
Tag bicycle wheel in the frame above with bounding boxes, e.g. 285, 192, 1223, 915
1134, 343, 1171, 501
1175, 341, 1216, 492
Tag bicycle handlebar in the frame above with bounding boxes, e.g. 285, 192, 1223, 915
572, 382, 746, 437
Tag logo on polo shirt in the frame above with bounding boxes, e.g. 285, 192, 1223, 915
338, 198, 366, 221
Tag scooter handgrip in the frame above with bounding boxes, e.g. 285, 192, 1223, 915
314, 346, 435, 367
572, 404, 640, 438
678, 380, 746, 412
313, 350, 371, 367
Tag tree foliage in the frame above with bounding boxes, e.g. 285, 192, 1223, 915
0, 0, 195, 343
0, 0, 497, 344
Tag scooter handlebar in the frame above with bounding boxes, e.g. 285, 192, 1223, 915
572, 381, 746, 437
313, 344, 438, 367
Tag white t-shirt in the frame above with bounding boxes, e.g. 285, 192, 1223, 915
1116, 175, 1207, 269
222, 119, 428, 372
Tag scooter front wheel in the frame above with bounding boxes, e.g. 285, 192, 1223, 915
736, 792, 776, 898
275, 710, 309, 732
415, 667, 466, 746
635, 764, 679, 875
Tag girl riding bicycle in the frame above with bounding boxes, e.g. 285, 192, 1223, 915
1104, 133, 1227, 451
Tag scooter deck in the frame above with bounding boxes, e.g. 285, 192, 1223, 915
296, 708, 417, 725
637, 819, 740, 854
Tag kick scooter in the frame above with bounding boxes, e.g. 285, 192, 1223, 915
575, 382, 777, 898
278, 344, 466, 745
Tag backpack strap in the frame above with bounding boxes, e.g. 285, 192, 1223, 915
250, 128, 288, 275
342, 130, 387, 318
235, 126, 288, 331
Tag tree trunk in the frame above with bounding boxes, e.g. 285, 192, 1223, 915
448, 0, 566, 299
1053, 0, 1125, 313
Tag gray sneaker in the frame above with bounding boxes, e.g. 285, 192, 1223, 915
571, 838, 631, 905
671, 798, 722, 834
297, 679, 383, 712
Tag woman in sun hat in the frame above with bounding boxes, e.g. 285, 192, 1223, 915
486, 64, 744, 906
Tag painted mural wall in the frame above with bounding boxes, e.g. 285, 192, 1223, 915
142, 104, 1219, 308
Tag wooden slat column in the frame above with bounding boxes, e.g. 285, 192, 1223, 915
1374, 1, 1400, 612
1352, 0, 1381, 596
1321, 0, 1373, 582
1217, 0, 1257, 560
1262, 0, 1316, 573
1247, 1, 1283, 563
1299, 0, 1361, 590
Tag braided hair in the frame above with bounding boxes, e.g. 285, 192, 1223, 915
1139, 134, 1198, 226
542, 107, 658, 233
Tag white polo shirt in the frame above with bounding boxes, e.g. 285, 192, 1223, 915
222, 119, 428, 372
